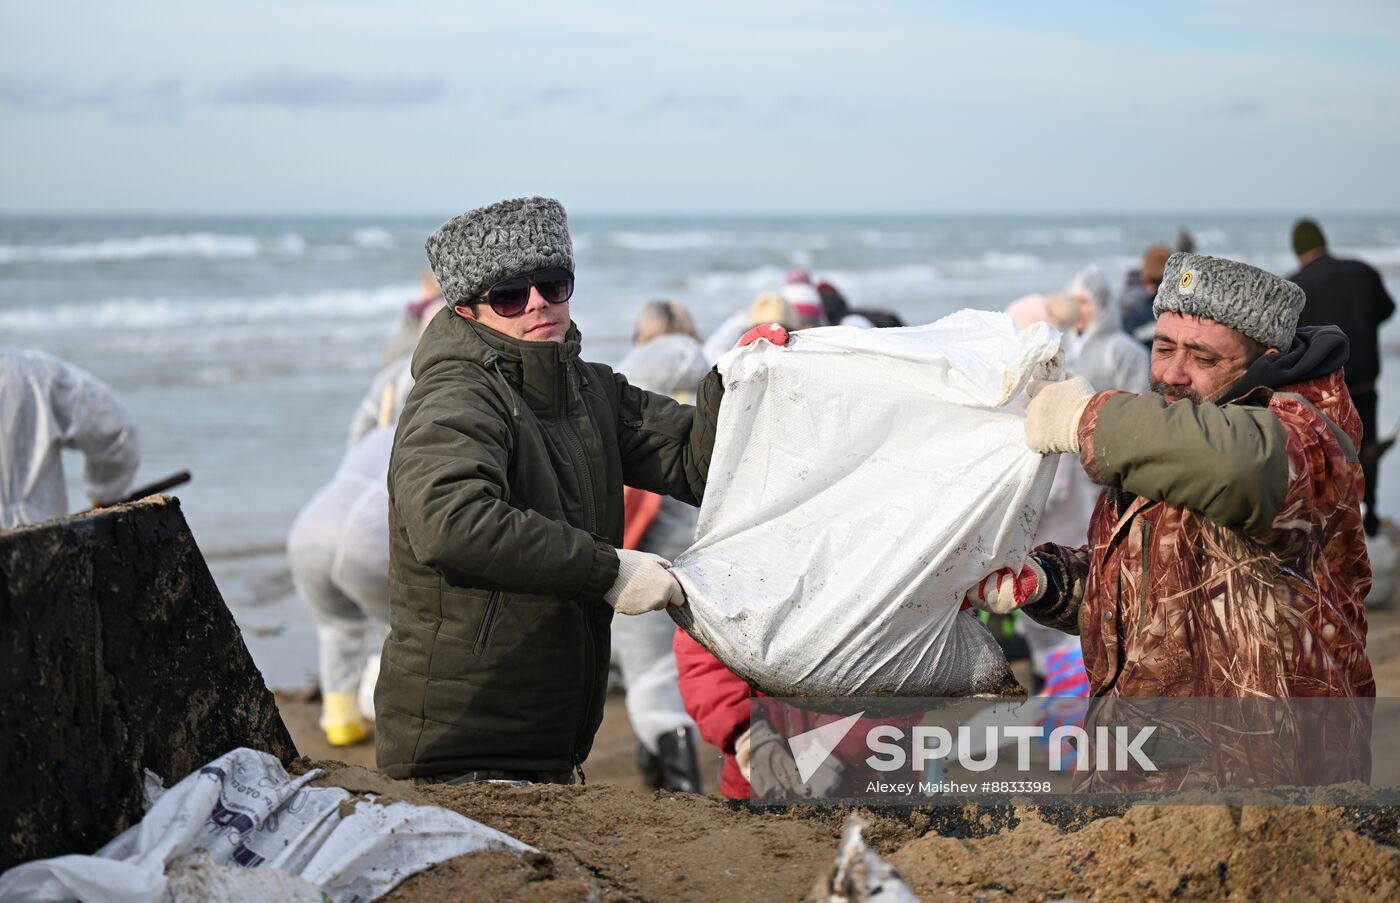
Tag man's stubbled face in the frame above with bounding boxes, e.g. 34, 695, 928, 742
1149, 312, 1269, 404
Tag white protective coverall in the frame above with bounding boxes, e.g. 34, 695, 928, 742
1036, 265, 1150, 546
287, 425, 394, 700
287, 356, 411, 716
1020, 266, 1149, 677
1067, 265, 1150, 396
613, 332, 709, 752
0, 348, 139, 529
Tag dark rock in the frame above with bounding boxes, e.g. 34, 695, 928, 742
0, 496, 295, 870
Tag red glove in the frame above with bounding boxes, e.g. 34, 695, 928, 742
963, 559, 1047, 614
737, 324, 790, 348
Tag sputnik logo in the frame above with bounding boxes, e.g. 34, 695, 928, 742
787, 711, 865, 783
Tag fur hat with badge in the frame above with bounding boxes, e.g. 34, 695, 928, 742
425, 197, 573, 308
1152, 252, 1305, 350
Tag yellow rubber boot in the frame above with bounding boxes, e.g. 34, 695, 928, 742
321, 690, 368, 747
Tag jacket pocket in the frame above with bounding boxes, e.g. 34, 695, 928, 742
473, 590, 503, 655
1135, 520, 1153, 639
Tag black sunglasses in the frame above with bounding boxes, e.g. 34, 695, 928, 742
480, 267, 575, 318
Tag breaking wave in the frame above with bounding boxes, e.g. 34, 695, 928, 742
0, 232, 264, 264
0, 284, 415, 332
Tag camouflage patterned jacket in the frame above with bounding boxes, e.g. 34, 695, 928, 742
1025, 331, 1374, 698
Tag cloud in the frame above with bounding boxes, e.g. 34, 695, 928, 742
0, 69, 446, 119
0, 76, 189, 121
211, 69, 446, 109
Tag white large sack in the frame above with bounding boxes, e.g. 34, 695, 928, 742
671, 310, 1062, 699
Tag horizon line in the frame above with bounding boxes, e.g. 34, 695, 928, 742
2, 208, 1398, 220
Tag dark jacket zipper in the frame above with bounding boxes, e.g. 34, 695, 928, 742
560, 362, 598, 533
472, 590, 501, 655
561, 360, 602, 770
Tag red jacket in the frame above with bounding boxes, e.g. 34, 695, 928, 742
674, 629, 753, 797
674, 629, 919, 798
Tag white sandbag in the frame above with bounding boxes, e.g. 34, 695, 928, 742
0, 747, 533, 903
671, 310, 1061, 698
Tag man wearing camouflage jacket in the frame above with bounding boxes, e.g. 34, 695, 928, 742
967, 253, 1374, 700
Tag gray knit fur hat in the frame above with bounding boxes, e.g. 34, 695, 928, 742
1152, 252, 1304, 350
425, 197, 573, 308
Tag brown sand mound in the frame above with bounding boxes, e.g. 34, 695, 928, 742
299, 757, 1400, 902
344, 780, 837, 902
271, 605, 1400, 901
892, 805, 1400, 902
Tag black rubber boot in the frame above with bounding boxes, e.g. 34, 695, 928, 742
636, 742, 664, 790
654, 726, 703, 793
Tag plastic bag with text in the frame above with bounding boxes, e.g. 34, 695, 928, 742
0, 747, 533, 903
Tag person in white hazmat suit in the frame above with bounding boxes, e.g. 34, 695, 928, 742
1019, 265, 1149, 690
286, 299, 443, 747
0, 348, 139, 529
1067, 265, 1150, 397
613, 300, 710, 792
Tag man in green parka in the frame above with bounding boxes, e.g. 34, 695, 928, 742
376, 197, 743, 784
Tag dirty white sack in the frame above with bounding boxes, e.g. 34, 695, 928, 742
671, 310, 1061, 697
0, 747, 533, 903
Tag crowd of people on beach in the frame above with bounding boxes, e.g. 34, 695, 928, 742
2, 200, 1394, 798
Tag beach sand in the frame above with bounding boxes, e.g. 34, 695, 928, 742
259, 586, 1400, 901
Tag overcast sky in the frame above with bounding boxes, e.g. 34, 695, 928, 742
2, 1, 1398, 216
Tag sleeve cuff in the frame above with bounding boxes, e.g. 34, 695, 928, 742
579, 538, 620, 602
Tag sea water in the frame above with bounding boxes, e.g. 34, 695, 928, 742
3, 213, 1397, 685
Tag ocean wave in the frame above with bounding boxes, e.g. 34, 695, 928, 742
0, 284, 415, 332
1014, 227, 1124, 246
272, 233, 307, 255
0, 232, 264, 264
610, 231, 733, 251
683, 265, 790, 296
959, 251, 1043, 273
857, 230, 929, 249
1353, 245, 1400, 267
1060, 227, 1125, 245
351, 227, 396, 249
1189, 228, 1228, 246
683, 264, 944, 299
818, 264, 944, 291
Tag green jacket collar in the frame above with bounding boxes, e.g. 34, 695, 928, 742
413, 312, 583, 417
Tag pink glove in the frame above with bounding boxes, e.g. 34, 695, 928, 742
963, 559, 1047, 614
737, 324, 790, 348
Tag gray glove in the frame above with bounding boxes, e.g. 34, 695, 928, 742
742, 720, 843, 799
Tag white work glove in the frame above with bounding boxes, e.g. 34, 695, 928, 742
963, 558, 1048, 614
604, 549, 685, 615
1024, 375, 1095, 454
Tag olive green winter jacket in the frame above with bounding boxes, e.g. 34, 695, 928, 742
376, 311, 722, 779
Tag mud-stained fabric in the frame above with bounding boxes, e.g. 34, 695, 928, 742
1027, 367, 1374, 699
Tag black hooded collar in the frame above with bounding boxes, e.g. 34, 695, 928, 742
1223, 325, 1349, 403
